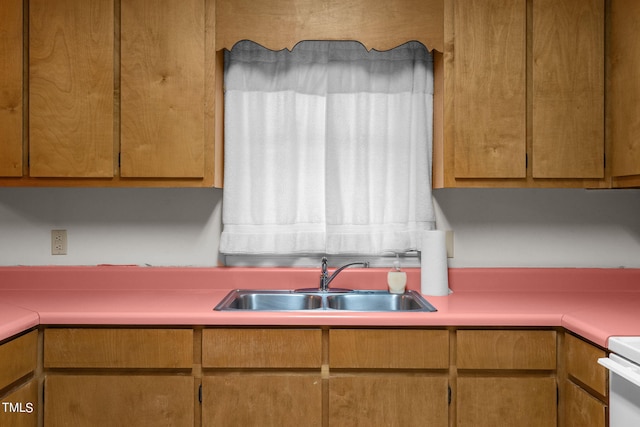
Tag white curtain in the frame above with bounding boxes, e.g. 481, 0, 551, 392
220, 41, 434, 255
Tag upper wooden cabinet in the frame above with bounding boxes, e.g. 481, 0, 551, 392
216, 0, 444, 52
1, 0, 218, 187
608, 0, 640, 187
0, 0, 23, 178
438, 0, 606, 188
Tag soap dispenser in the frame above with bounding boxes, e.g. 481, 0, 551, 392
387, 258, 407, 294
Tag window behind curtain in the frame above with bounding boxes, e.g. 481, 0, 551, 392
220, 41, 434, 261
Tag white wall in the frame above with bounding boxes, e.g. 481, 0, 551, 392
0, 188, 223, 266
0, 187, 638, 267
434, 188, 640, 268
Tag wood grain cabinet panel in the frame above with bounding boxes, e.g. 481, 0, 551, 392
44, 375, 193, 427
564, 333, 607, 397
29, 0, 114, 178
457, 329, 556, 370
0, 331, 37, 389
447, 0, 526, 180
0, 0, 23, 177
120, 0, 206, 179
457, 376, 557, 427
0, 381, 38, 427
202, 328, 322, 368
44, 328, 193, 369
608, 0, 640, 187
202, 375, 322, 427
216, 0, 444, 52
329, 375, 449, 427
532, 0, 604, 179
329, 329, 449, 369
564, 380, 606, 427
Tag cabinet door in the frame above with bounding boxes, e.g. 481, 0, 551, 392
609, 0, 640, 186
564, 380, 606, 427
44, 375, 194, 427
532, 0, 604, 178
120, 0, 206, 179
0, 0, 22, 177
0, 381, 38, 427
457, 376, 557, 427
329, 375, 448, 427
447, 0, 526, 180
202, 375, 322, 427
29, 0, 114, 178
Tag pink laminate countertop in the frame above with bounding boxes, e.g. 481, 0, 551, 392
0, 267, 639, 348
0, 302, 39, 342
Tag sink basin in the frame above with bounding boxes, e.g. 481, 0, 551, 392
326, 290, 436, 312
214, 289, 436, 312
215, 290, 323, 311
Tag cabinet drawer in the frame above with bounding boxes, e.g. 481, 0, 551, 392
0, 330, 37, 389
565, 333, 607, 397
457, 330, 556, 370
44, 328, 193, 369
202, 328, 322, 368
329, 329, 449, 369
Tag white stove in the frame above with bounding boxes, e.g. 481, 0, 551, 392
598, 336, 640, 426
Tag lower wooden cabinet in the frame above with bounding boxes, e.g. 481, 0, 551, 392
2, 325, 611, 426
202, 328, 323, 427
562, 333, 608, 427
455, 329, 558, 427
42, 328, 195, 427
0, 330, 38, 427
329, 329, 450, 427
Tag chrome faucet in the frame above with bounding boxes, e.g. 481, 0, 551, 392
319, 257, 369, 292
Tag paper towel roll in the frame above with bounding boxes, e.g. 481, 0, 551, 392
420, 230, 450, 296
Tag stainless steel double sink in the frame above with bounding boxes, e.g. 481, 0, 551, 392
214, 289, 437, 312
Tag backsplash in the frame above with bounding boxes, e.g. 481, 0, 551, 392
0, 187, 638, 268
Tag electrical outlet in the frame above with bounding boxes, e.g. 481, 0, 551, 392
51, 230, 67, 255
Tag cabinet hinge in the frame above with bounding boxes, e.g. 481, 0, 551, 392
448, 385, 451, 406
199, 384, 202, 404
